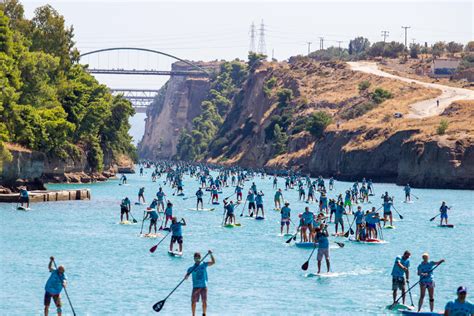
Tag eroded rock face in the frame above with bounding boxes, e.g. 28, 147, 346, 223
138, 61, 219, 159
398, 138, 474, 189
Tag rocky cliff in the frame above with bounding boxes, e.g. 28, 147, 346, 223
139, 57, 474, 189
138, 61, 220, 159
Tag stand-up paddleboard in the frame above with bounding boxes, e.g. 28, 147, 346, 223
348, 237, 387, 244
119, 183, 130, 186
255, 216, 265, 220
403, 200, 414, 204
295, 242, 318, 249
161, 227, 171, 232
119, 220, 135, 225
307, 272, 340, 278
212, 202, 220, 205
17, 206, 31, 211
386, 303, 414, 311
224, 223, 242, 228
187, 208, 215, 212
273, 208, 281, 211
134, 202, 145, 205
331, 232, 345, 237
140, 233, 161, 238
283, 233, 293, 238
168, 251, 183, 257
384, 225, 396, 229
400, 311, 442, 315
438, 224, 454, 228
177, 193, 185, 196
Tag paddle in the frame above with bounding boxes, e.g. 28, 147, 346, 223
412, 194, 419, 200
429, 213, 440, 222
239, 200, 248, 217
391, 205, 404, 220
407, 279, 415, 307
149, 231, 171, 253
52, 259, 77, 316
221, 206, 227, 226
343, 216, 356, 238
152, 253, 210, 313
140, 211, 146, 235
301, 242, 318, 270
286, 225, 301, 243
129, 210, 138, 223
334, 241, 345, 248
389, 261, 444, 310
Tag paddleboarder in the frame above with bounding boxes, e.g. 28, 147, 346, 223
44, 256, 67, 316
444, 286, 473, 315
391, 251, 411, 306
255, 191, 265, 218
439, 201, 451, 226
315, 223, 330, 274
156, 187, 166, 212
185, 250, 216, 316
274, 189, 283, 210
170, 217, 186, 253
223, 200, 235, 225
404, 184, 411, 202
19, 186, 30, 209
280, 201, 291, 234
120, 173, 127, 184
145, 207, 159, 234
196, 188, 204, 210
247, 190, 256, 216
120, 197, 131, 222
138, 187, 145, 204
163, 202, 173, 228
417, 253, 445, 312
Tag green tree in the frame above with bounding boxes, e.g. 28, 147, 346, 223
432, 41, 446, 57
306, 111, 332, 138
348, 37, 370, 58
410, 43, 421, 58
446, 41, 463, 56
272, 123, 288, 155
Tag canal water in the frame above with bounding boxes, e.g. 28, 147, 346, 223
1, 169, 473, 315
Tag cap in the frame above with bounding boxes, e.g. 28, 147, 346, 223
457, 286, 467, 294
284, 201, 289, 205
422, 252, 429, 257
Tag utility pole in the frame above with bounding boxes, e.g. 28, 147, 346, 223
306, 42, 312, 55
381, 30, 389, 43
319, 37, 324, 50
257, 19, 267, 55
411, 38, 416, 45
249, 22, 256, 53
272, 48, 274, 60
401, 26, 411, 48
336, 40, 343, 59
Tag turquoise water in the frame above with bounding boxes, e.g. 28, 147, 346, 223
1, 170, 473, 315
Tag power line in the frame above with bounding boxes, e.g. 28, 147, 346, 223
249, 22, 256, 53
257, 19, 267, 55
401, 26, 411, 48
381, 30, 389, 43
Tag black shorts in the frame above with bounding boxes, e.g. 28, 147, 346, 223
121, 207, 129, 214
171, 236, 183, 244
178, 186, 183, 190
20, 196, 29, 203
150, 218, 157, 225
44, 292, 61, 307
197, 198, 203, 203
248, 202, 256, 210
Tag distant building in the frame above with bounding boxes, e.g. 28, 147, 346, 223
431, 58, 461, 77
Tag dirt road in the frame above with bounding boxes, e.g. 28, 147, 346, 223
347, 61, 474, 118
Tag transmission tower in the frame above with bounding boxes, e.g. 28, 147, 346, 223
381, 30, 389, 43
257, 19, 267, 55
249, 22, 256, 53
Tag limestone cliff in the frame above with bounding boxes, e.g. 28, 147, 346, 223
138, 61, 220, 159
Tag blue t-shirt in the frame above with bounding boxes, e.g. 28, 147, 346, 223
170, 222, 183, 237
156, 191, 165, 201
149, 210, 159, 220
255, 195, 263, 205
418, 261, 436, 283
165, 206, 173, 216
187, 262, 209, 288
196, 190, 203, 198
20, 189, 28, 197
335, 205, 344, 219
316, 231, 329, 249
302, 211, 314, 225
355, 210, 364, 224
150, 200, 158, 209
274, 191, 282, 200
281, 206, 291, 219
247, 194, 255, 203
45, 270, 67, 295
440, 205, 449, 213
225, 204, 235, 214
391, 256, 410, 278
444, 299, 474, 316
383, 202, 392, 212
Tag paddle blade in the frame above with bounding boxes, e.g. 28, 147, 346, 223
335, 242, 345, 248
350, 228, 354, 234
429, 216, 436, 221
301, 260, 309, 271
133, 219, 138, 223
149, 245, 158, 253
285, 235, 294, 243
399, 214, 404, 220
153, 299, 166, 312
343, 231, 349, 238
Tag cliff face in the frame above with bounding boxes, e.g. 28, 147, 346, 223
138, 61, 219, 159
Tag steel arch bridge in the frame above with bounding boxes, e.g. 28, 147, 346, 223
79, 47, 210, 110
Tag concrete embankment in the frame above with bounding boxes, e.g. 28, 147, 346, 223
0, 189, 91, 203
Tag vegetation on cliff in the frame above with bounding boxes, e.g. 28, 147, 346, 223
0, 0, 136, 171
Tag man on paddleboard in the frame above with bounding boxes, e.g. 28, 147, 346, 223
404, 184, 411, 202
144, 207, 159, 234
170, 217, 186, 253
444, 286, 474, 315
439, 201, 451, 226
417, 253, 445, 312
185, 250, 215, 316
120, 197, 131, 222
315, 223, 330, 274
280, 202, 291, 234
44, 257, 67, 316
19, 186, 30, 209
391, 250, 411, 305
196, 188, 204, 210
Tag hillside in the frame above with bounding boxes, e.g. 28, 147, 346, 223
140, 56, 474, 189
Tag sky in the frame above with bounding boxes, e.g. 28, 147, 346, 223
18, 0, 474, 142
